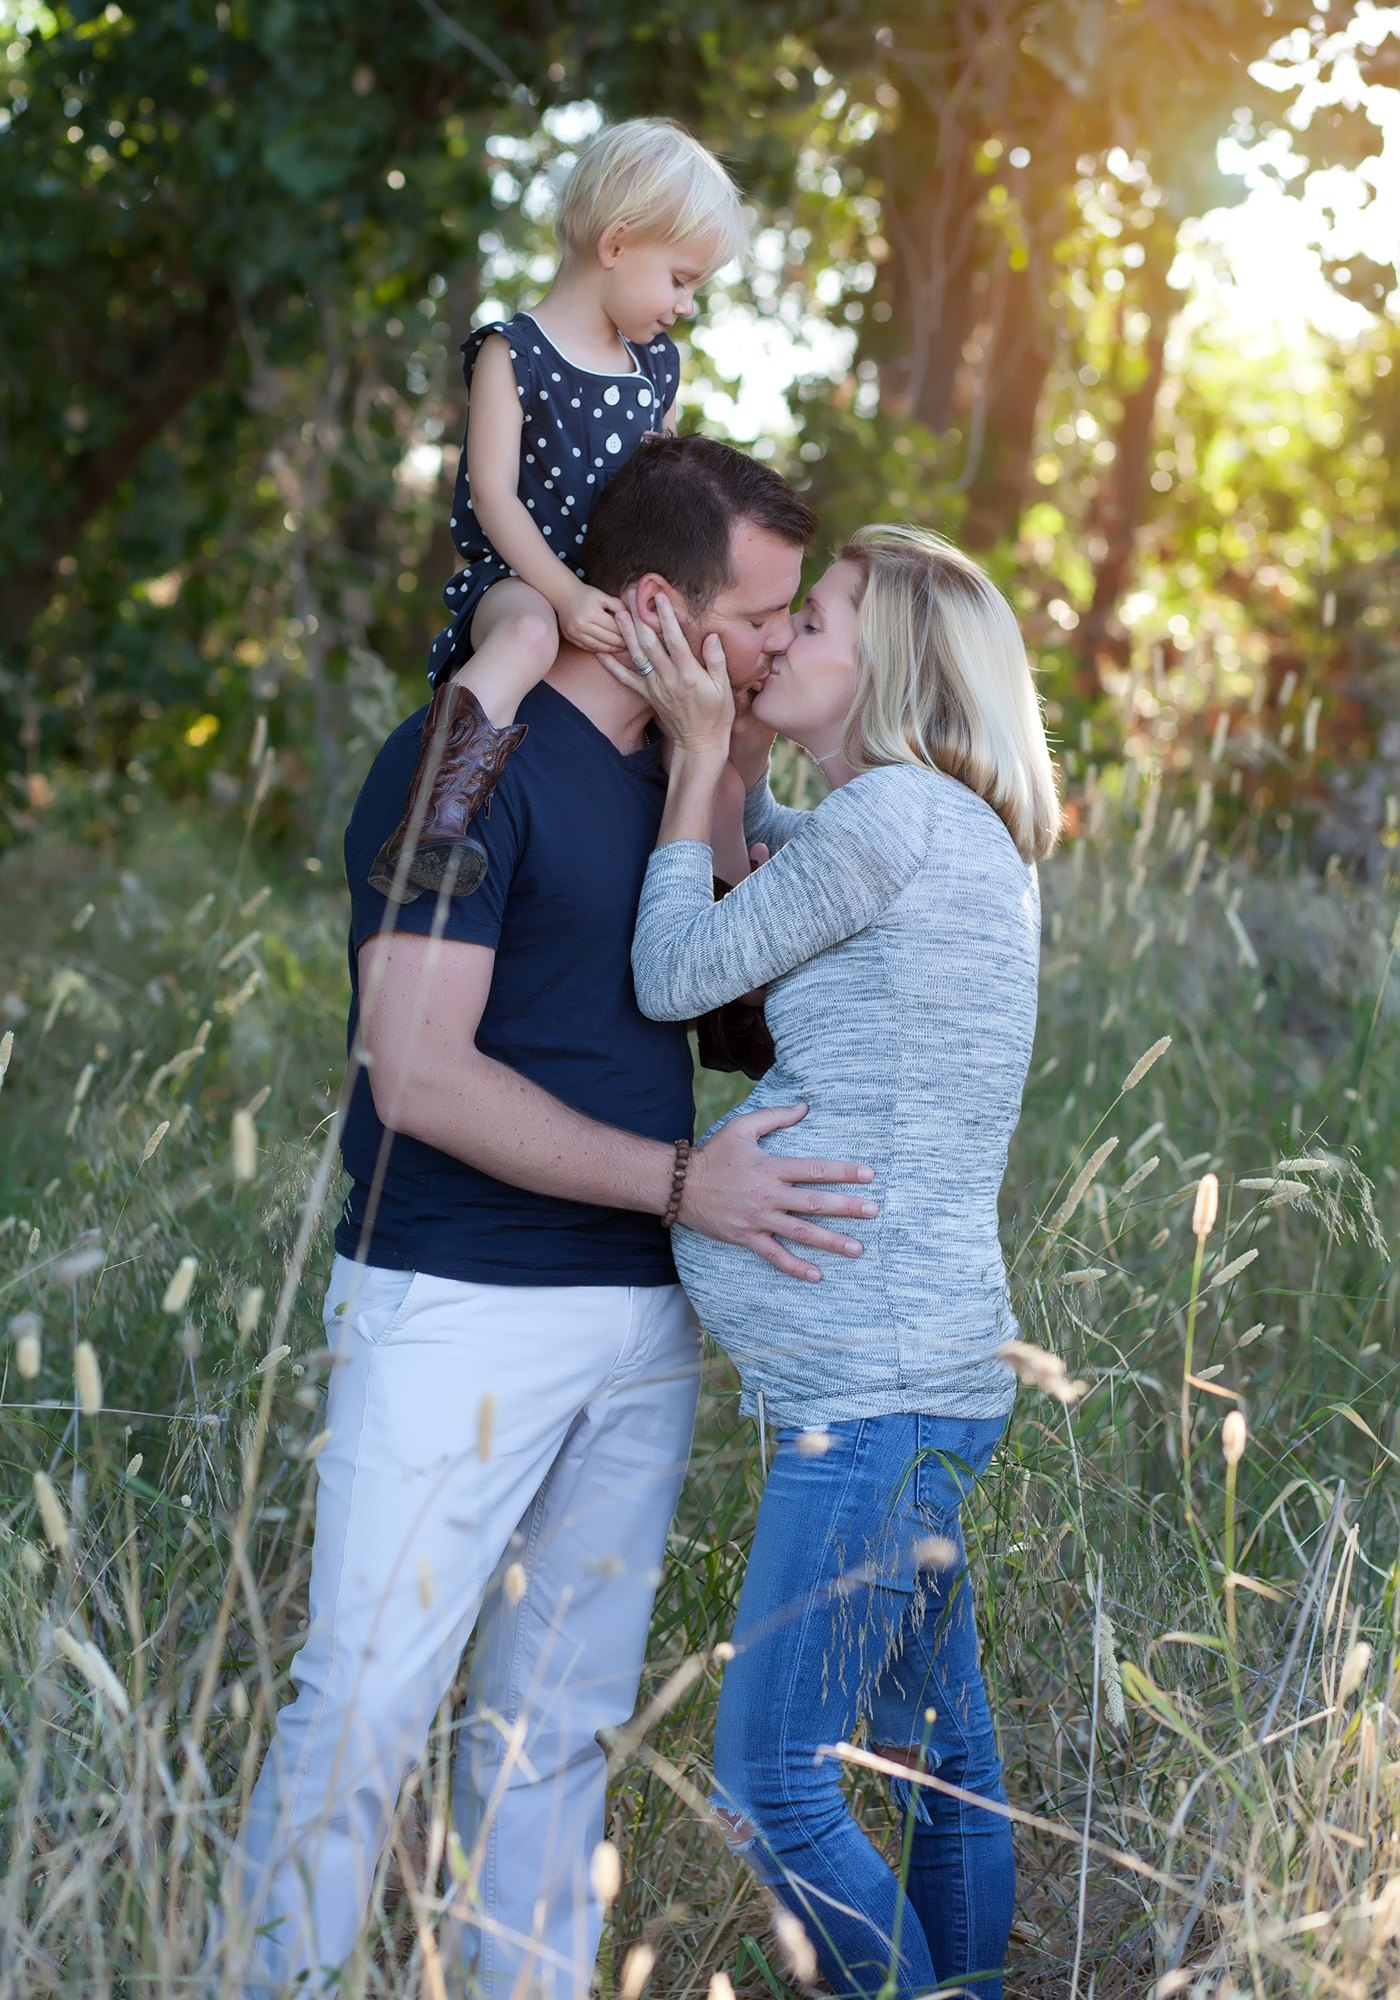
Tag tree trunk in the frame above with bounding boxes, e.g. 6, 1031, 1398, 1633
873, 130, 985, 434
961, 258, 1054, 550
0, 297, 232, 646
858, 0, 1003, 436
1075, 255, 1176, 673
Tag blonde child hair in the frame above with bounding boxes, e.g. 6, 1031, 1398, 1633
555, 117, 748, 272
838, 525, 1061, 863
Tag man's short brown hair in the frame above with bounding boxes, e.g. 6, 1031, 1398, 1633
581, 434, 817, 608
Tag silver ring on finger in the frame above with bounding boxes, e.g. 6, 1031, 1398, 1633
635, 659, 655, 676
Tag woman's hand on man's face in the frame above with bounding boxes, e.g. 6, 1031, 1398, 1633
603, 588, 735, 757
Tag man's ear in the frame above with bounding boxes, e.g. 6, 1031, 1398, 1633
631, 574, 671, 635
633, 573, 702, 649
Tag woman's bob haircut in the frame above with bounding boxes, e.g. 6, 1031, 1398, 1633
555, 118, 748, 274
838, 525, 1061, 864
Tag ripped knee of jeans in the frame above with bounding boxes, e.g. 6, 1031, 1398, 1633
710, 1799, 759, 1854
872, 1741, 939, 1826
710, 1798, 785, 1888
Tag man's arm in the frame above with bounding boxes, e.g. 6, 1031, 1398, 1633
357, 932, 878, 1283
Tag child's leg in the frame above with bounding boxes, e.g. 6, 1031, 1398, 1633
366, 578, 549, 902
451, 579, 559, 724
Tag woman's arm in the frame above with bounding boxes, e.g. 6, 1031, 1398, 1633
743, 771, 808, 858
710, 760, 755, 888
632, 776, 922, 1021
466, 336, 621, 653
727, 710, 806, 856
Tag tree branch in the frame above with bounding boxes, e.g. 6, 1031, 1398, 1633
1, 295, 233, 647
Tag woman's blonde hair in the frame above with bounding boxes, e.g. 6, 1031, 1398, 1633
838, 525, 1060, 863
555, 118, 748, 272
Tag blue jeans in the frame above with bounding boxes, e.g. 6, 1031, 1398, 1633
712, 1414, 1013, 2000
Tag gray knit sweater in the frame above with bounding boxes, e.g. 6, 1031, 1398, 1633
631, 763, 1040, 1428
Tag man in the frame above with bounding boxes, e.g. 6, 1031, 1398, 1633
223, 436, 879, 1999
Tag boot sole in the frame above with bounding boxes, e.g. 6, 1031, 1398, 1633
368, 840, 488, 901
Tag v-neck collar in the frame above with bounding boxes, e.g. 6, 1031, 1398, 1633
535, 681, 662, 771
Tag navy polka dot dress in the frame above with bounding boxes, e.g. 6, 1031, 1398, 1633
427, 311, 680, 687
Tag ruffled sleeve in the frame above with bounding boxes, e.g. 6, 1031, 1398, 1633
459, 315, 535, 410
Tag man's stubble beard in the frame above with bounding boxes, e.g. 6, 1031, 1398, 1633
674, 601, 765, 713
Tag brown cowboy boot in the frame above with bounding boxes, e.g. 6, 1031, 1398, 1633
368, 683, 528, 901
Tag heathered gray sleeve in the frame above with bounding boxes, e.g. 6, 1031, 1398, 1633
632, 770, 925, 1022
743, 774, 808, 855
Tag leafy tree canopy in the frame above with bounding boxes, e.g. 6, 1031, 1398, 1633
1, 0, 1395, 866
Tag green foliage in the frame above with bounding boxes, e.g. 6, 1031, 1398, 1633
2, 0, 1398, 887
5, 3, 1392, 808
0, 0, 552, 831
0, 0, 526, 581
1018, 308, 1400, 875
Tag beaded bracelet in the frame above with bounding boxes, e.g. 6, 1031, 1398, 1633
662, 1138, 692, 1229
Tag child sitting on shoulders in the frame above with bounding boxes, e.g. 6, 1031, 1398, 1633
371, 118, 750, 900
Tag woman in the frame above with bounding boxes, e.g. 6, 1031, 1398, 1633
609, 525, 1058, 2000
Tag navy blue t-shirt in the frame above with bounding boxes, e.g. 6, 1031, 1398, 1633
335, 681, 695, 1285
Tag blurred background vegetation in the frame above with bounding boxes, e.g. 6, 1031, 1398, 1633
6, 7, 1400, 1992
2, 0, 1398, 880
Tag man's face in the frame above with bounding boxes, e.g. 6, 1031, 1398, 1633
634, 519, 804, 707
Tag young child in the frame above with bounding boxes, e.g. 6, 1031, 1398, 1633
370, 118, 750, 899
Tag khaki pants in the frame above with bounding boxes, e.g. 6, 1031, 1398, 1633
220, 1256, 700, 1998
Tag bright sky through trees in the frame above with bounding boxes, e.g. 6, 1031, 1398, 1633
691, 8, 1400, 438
1187, 3, 1400, 341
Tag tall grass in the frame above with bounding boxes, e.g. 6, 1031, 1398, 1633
1, 760, 1399, 1998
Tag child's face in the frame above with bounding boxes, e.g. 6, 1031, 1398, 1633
597, 228, 718, 344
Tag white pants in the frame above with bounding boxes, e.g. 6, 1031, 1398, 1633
222, 1256, 700, 1999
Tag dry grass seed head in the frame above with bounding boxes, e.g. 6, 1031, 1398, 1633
74, 1340, 102, 1415
590, 1838, 622, 1906
1099, 1610, 1126, 1729
1123, 1035, 1172, 1091
1192, 1172, 1220, 1238
11, 1310, 41, 1379
161, 1256, 197, 1313
915, 1534, 960, 1569
997, 1339, 1089, 1405
619, 1942, 655, 2000
1210, 1247, 1259, 1290
773, 1909, 818, 1985
1339, 1640, 1373, 1704
230, 1109, 258, 1182
1050, 1136, 1119, 1232
33, 1471, 69, 1553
